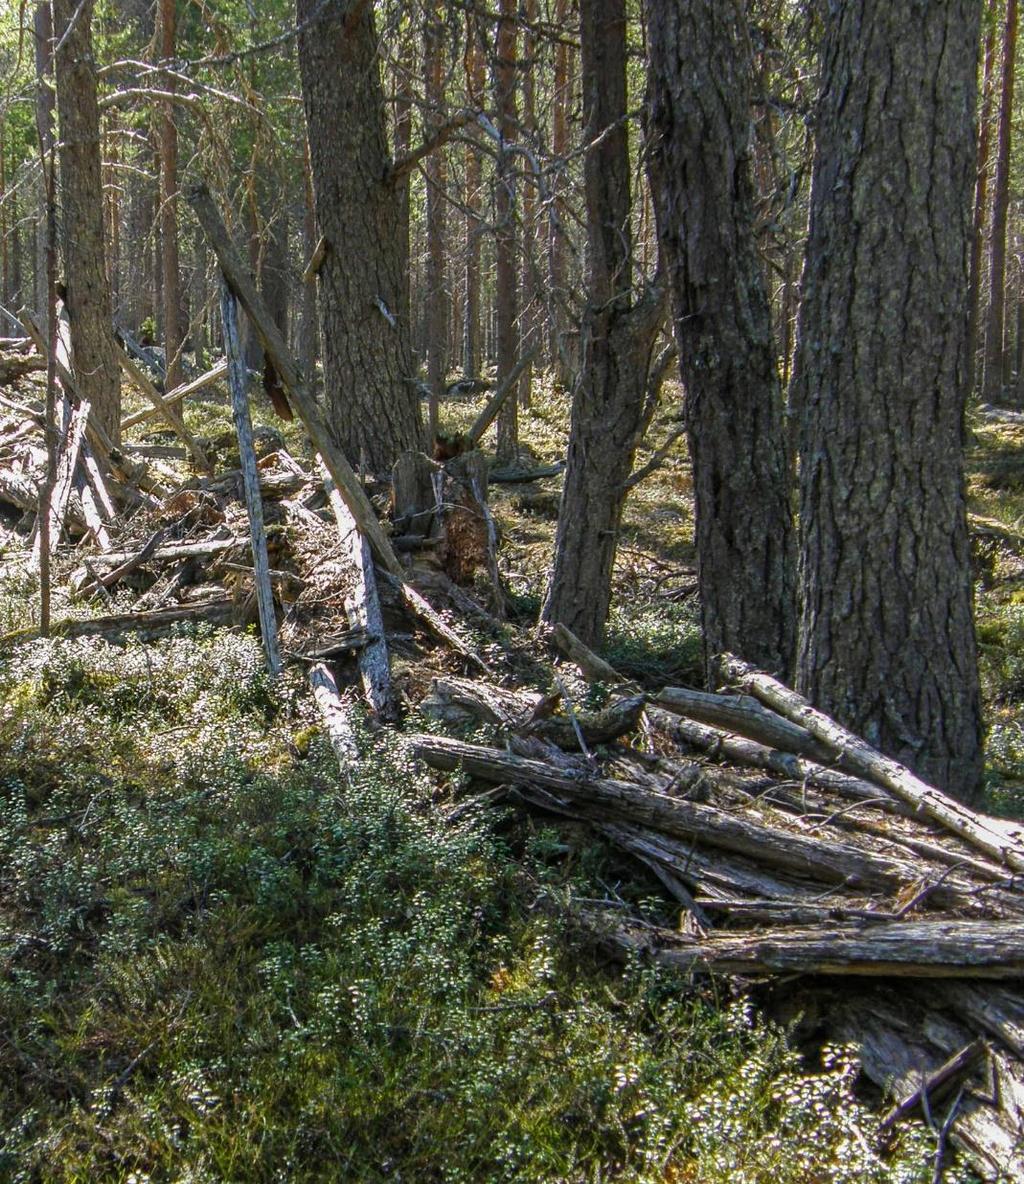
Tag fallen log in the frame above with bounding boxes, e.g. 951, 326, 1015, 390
550, 622, 628, 685
117, 345, 211, 471
322, 462, 395, 721
723, 654, 1024, 874
76, 535, 246, 570
309, 661, 359, 769
464, 345, 539, 448
380, 572, 491, 673
408, 732, 923, 890
223, 285, 281, 677
0, 352, 45, 384
187, 182, 403, 577
654, 684, 834, 764
120, 360, 228, 431
605, 915, 1024, 979
0, 598, 236, 648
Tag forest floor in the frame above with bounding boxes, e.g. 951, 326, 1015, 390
1, 366, 1019, 1182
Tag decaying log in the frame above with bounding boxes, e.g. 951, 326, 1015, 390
380, 572, 491, 672
654, 684, 834, 763
120, 361, 228, 431
0, 352, 45, 384
78, 535, 246, 570
322, 463, 395, 720
117, 344, 211, 471
879, 1038, 987, 1132
550, 622, 628, 684
187, 182, 403, 577
488, 462, 565, 484
0, 598, 236, 648
723, 655, 1024, 874
465, 345, 540, 448
309, 661, 359, 769
603, 914, 1024, 979
73, 525, 168, 598
223, 285, 281, 677
422, 675, 645, 750
32, 397, 89, 569
408, 732, 923, 889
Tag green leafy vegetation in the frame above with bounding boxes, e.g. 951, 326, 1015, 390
0, 625, 954, 1182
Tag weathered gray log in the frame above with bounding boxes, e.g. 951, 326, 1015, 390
879, 1039, 987, 1132
222, 284, 281, 677
723, 654, 1024, 874
187, 182, 403, 577
488, 462, 565, 484
309, 661, 359, 769
613, 916, 1024, 979
73, 526, 167, 598
322, 462, 395, 720
117, 345, 211, 471
654, 684, 834, 763
379, 571, 491, 672
0, 598, 236, 648
79, 535, 246, 569
933, 983, 1024, 1059
465, 344, 540, 448
32, 396, 89, 569
408, 732, 923, 889
120, 360, 228, 430
423, 676, 645, 750
550, 622, 628, 684
0, 352, 45, 384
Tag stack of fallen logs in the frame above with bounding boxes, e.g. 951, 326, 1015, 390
409, 651, 1024, 1179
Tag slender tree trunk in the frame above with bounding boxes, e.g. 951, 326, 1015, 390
548, 0, 573, 386
967, 13, 997, 399
157, 0, 182, 388
463, 13, 485, 378
53, 0, 121, 443
518, 0, 538, 408
792, 0, 983, 802
424, 1, 447, 439
645, 0, 796, 682
298, 139, 318, 376
297, 0, 422, 473
984, 0, 1017, 403
541, 0, 662, 648
394, 34, 414, 342
494, 0, 519, 464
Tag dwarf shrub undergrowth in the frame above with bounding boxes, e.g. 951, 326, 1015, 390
0, 628, 963, 1182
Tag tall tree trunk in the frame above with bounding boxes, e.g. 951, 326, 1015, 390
645, 0, 796, 682
33, 1, 54, 318
518, 0, 538, 408
424, 1, 448, 439
494, 0, 519, 464
462, 13, 485, 379
297, 0, 422, 473
53, 0, 121, 443
157, 0, 182, 389
541, 0, 662, 648
548, 0, 574, 386
792, 0, 983, 802
983, 0, 1017, 403
967, 11, 997, 399
298, 139, 318, 376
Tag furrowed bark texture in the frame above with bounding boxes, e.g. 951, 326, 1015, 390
792, 0, 982, 801
541, 0, 660, 648
297, 0, 422, 473
53, 0, 121, 444
645, 0, 795, 682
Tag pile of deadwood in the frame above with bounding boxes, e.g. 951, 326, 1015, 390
2, 186, 1023, 1177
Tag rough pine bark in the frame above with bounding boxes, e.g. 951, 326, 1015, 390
297, 0, 422, 473
645, 0, 795, 682
157, 0, 182, 389
541, 0, 662, 648
53, 0, 121, 443
792, 0, 983, 801
494, 0, 519, 464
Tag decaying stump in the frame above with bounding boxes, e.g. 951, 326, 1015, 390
391, 448, 506, 612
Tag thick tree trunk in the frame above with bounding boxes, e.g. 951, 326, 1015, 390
548, 0, 573, 385
645, 0, 795, 683
984, 0, 1017, 403
462, 14, 485, 379
53, 0, 121, 444
792, 0, 983, 802
298, 141, 318, 376
541, 0, 661, 648
297, 0, 422, 474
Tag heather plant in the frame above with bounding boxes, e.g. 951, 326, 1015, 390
0, 629, 964, 1181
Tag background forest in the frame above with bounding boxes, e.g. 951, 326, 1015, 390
2, 0, 1024, 1180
